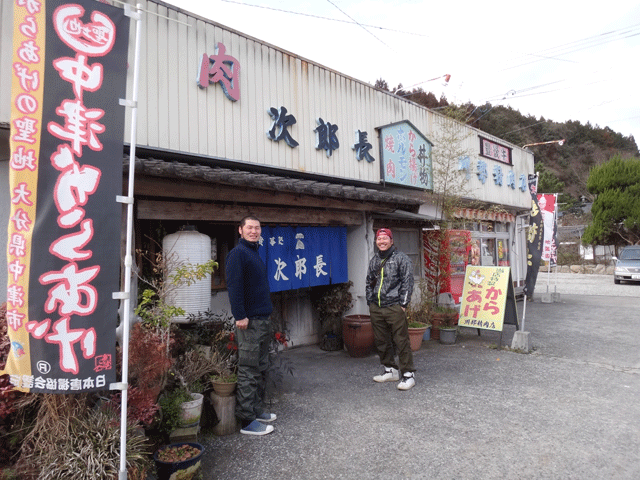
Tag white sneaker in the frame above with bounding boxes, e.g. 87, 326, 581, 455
373, 367, 400, 383
397, 372, 415, 391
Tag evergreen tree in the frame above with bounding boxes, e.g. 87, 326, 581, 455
582, 155, 640, 247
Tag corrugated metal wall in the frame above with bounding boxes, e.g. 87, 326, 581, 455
129, 1, 436, 184
0, 0, 533, 209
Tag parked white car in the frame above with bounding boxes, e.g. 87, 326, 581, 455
613, 246, 640, 284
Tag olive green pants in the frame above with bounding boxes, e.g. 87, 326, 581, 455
235, 317, 271, 424
369, 303, 414, 375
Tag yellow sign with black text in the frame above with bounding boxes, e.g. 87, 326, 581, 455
458, 266, 518, 331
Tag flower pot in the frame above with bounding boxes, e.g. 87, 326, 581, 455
320, 332, 343, 351
179, 393, 203, 427
211, 379, 237, 397
439, 327, 457, 345
342, 314, 374, 357
408, 326, 428, 351
154, 442, 204, 480
422, 326, 431, 341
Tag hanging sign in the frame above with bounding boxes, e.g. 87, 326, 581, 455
379, 120, 433, 190
458, 266, 518, 331
4, 0, 129, 393
259, 226, 348, 292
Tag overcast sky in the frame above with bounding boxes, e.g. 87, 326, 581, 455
162, 0, 640, 149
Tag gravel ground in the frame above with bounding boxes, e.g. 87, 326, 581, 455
148, 273, 640, 480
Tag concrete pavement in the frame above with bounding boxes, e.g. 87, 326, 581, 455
190, 274, 640, 479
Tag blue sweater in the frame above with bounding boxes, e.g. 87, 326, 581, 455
225, 238, 273, 320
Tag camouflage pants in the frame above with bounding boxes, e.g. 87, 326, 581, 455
235, 317, 271, 424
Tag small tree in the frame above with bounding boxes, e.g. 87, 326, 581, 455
422, 108, 474, 303
582, 155, 640, 248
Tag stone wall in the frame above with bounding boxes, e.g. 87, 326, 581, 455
539, 264, 615, 275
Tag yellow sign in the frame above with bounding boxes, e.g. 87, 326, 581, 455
458, 266, 517, 331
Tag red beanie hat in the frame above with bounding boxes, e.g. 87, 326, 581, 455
376, 228, 393, 240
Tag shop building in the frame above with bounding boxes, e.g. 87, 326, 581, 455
0, 0, 533, 347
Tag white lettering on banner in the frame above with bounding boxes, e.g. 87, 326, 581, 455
294, 256, 307, 279
314, 255, 327, 277
295, 233, 305, 249
9, 373, 107, 391
274, 258, 288, 281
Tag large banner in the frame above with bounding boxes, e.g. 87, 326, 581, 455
259, 226, 348, 292
4, 0, 129, 393
524, 174, 543, 298
538, 193, 558, 265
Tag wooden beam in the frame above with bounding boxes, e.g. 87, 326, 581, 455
132, 176, 396, 213
137, 200, 364, 225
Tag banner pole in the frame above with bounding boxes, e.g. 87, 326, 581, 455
117, 4, 142, 479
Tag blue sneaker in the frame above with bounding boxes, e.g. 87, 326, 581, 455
256, 412, 277, 423
240, 419, 274, 436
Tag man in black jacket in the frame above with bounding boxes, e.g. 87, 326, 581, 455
366, 228, 416, 390
226, 216, 276, 435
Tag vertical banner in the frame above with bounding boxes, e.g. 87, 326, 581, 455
458, 266, 518, 331
538, 193, 558, 266
4, 0, 130, 393
524, 174, 543, 298
259, 226, 348, 292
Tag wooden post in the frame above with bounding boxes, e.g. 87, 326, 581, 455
211, 392, 237, 435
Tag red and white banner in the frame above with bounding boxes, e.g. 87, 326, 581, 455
537, 193, 558, 264
4, 0, 129, 393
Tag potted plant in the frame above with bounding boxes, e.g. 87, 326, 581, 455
432, 303, 459, 344
310, 281, 354, 351
406, 288, 432, 351
154, 442, 204, 480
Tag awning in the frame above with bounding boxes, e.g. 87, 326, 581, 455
454, 208, 516, 223
373, 210, 437, 223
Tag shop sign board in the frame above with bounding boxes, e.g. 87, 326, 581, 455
379, 120, 433, 190
458, 266, 518, 331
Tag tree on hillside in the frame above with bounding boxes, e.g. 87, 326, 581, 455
582, 155, 640, 247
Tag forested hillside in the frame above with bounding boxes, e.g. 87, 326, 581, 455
375, 80, 639, 206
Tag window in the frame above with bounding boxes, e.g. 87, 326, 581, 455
391, 228, 421, 278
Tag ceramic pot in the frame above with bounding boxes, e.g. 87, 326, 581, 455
154, 442, 204, 480
408, 325, 428, 351
439, 327, 457, 345
210, 380, 237, 397
179, 393, 203, 427
342, 315, 374, 357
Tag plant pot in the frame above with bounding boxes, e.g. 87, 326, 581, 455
342, 315, 374, 357
179, 393, 204, 427
408, 326, 428, 351
320, 332, 343, 351
211, 379, 237, 397
439, 327, 457, 345
422, 326, 431, 341
154, 442, 204, 480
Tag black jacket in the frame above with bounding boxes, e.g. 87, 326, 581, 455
365, 247, 414, 308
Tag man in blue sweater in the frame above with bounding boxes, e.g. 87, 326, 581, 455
226, 216, 276, 435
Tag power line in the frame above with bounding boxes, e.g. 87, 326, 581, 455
220, 0, 428, 37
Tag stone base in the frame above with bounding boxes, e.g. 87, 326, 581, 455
211, 392, 238, 436
511, 331, 531, 352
